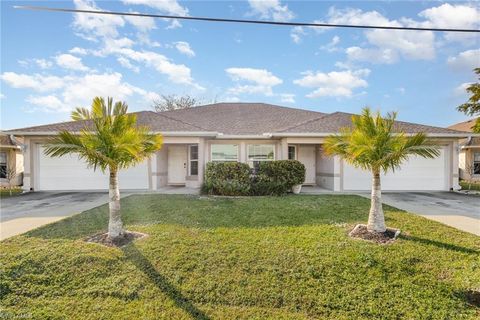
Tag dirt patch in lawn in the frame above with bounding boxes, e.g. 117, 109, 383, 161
84, 231, 147, 247
349, 224, 400, 244
464, 289, 480, 308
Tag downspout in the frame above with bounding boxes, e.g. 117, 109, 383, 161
9, 135, 27, 152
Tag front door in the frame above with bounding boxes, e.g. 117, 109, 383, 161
168, 145, 188, 185
298, 145, 316, 185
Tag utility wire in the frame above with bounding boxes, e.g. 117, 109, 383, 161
14, 5, 480, 33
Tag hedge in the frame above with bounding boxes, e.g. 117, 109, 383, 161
202, 162, 251, 196
203, 160, 305, 196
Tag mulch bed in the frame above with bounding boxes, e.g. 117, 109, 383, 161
349, 224, 400, 244
465, 289, 480, 308
84, 231, 147, 247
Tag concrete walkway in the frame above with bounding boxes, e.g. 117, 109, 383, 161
360, 192, 480, 236
0, 192, 110, 240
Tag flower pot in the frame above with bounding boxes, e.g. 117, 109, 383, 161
292, 184, 302, 194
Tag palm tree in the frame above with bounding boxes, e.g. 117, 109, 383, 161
324, 107, 439, 233
44, 97, 163, 240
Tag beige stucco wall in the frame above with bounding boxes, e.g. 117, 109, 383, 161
0, 147, 23, 187
460, 147, 480, 181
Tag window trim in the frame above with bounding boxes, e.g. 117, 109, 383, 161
188, 145, 199, 176
247, 144, 275, 170
288, 145, 297, 160
211, 144, 239, 162
473, 152, 480, 176
0, 151, 7, 179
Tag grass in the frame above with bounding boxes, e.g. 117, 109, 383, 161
1, 194, 479, 319
0, 187, 22, 198
460, 180, 480, 191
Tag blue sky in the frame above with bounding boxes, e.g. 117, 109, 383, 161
1, 0, 479, 130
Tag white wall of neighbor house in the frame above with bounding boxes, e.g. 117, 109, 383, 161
0, 148, 24, 187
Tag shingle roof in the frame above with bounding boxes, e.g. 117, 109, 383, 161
0, 135, 15, 146
279, 112, 467, 134
447, 118, 478, 132
6, 103, 470, 136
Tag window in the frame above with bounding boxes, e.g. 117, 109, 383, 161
288, 145, 297, 160
211, 144, 238, 162
0, 152, 6, 179
248, 144, 275, 170
474, 152, 480, 175
189, 145, 199, 176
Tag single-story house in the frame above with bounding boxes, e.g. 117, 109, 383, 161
5, 103, 474, 192
448, 117, 480, 181
0, 134, 24, 187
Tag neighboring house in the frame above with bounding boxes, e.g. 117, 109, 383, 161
5, 103, 474, 192
0, 134, 24, 187
448, 118, 480, 181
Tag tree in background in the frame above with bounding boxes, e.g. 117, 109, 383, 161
44, 97, 163, 241
457, 67, 480, 133
324, 107, 439, 233
152, 94, 202, 112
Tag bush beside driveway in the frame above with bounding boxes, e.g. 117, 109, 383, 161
1, 195, 479, 319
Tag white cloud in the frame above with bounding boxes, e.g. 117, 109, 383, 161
419, 3, 479, 44
174, 41, 195, 57
118, 48, 203, 88
248, 0, 294, 22
124, 12, 156, 32
165, 19, 182, 29
69, 47, 88, 55
26, 95, 68, 112
294, 68, 370, 98
226, 67, 283, 96
346, 47, 398, 64
73, 0, 125, 40
55, 54, 90, 71
454, 82, 472, 96
290, 26, 305, 44
320, 36, 341, 52
117, 57, 140, 73
2, 71, 157, 113
0, 72, 64, 92
0, 94, 5, 99
447, 49, 480, 71
322, 7, 435, 62
122, 0, 189, 15
280, 93, 295, 103
34, 59, 53, 69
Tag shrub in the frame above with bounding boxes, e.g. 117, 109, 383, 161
203, 162, 251, 196
203, 160, 306, 196
252, 160, 306, 195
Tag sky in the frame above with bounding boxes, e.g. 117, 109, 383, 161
1, 0, 479, 130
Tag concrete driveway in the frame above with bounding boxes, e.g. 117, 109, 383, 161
0, 192, 109, 240
371, 192, 480, 236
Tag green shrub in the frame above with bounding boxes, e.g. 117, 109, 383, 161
203, 160, 306, 196
203, 162, 251, 196
252, 160, 306, 195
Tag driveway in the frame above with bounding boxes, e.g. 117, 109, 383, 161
368, 192, 479, 236
0, 192, 109, 240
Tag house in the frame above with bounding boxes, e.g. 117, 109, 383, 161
5, 103, 473, 192
448, 118, 480, 181
0, 133, 24, 187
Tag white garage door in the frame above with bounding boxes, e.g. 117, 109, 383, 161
36, 146, 149, 191
343, 146, 448, 191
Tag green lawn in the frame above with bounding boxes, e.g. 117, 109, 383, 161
460, 180, 480, 191
1, 195, 479, 319
0, 187, 22, 198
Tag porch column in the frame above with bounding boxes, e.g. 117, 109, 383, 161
149, 152, 157, 190
451, 141, 461, 190
333, 155, 342, 191
198, 138, 205, 185
280, 138, 288, 160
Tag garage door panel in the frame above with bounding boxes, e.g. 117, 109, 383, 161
343, 147, 448, 191
37, 146, 149, 190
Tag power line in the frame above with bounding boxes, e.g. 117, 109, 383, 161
14, 5, 480, 33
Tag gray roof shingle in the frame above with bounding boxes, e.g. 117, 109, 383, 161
6, 103, 470, 135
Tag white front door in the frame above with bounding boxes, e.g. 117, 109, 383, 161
297, 145, 316, 185
168, 145, 188, 185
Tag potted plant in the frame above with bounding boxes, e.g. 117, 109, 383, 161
288, 160, 306, 194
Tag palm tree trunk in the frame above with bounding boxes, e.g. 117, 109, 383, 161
107, 168, 124, 239
367, 170, 387, 233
